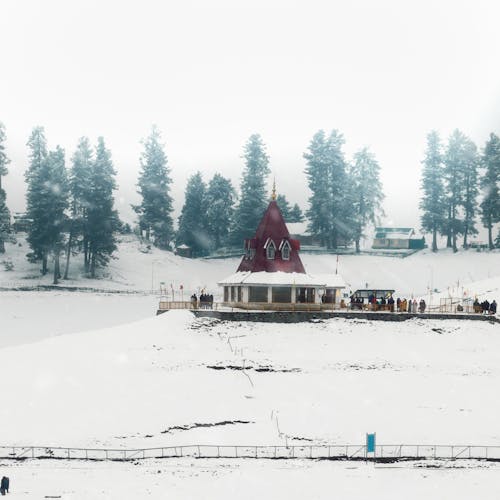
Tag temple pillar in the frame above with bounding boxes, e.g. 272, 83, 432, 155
267, 286, 272, 303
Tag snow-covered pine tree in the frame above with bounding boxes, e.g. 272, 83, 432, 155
288, 203, 304, 223
480, 133, 500, 250
0, 122, 11, 254
461, 137, 479, 248
350, 147, 385, 253
176, 172, 209, 256
205, 173, 235, 250
443, 130, 467, 252
419, 130, 446, 252
87, 137, 120, 278
65, 137, 93, 278
25, 126, 49, 273
304, 130, 350, 249
230, 134, 270, 245
43, 147, 69, 284
133, 126, 174, 249
304, 130, 330, 247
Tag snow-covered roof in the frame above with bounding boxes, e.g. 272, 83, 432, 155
218, 271, 345, 288
176, 244, 190, 249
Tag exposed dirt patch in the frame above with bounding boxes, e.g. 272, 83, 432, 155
160, 420, 252, 434
206, 364, 300, 373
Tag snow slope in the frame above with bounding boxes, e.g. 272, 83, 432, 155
1, 236, 499, 300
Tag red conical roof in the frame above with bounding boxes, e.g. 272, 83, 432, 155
236, 200, 306, 273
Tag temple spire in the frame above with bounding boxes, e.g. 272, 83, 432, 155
271, 177, 277, 201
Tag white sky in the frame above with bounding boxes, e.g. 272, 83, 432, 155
1, 0, 499, 231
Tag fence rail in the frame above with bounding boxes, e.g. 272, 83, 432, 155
1, 444, 500, 462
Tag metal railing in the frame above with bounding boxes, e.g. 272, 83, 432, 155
1, 444, 499, 462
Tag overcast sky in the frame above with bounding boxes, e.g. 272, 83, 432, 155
1, 0, 499, 234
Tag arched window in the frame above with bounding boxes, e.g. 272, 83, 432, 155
281, 240, 291, 260
266, 240, 276, 260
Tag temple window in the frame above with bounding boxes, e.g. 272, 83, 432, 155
281, 240, 291, 260
266, 240, 276, 260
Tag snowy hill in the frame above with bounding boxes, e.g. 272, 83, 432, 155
1, 234, 499, 301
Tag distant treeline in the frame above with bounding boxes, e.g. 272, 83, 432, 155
0, 123, 498, 283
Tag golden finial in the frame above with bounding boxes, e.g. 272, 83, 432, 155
271, 177, 277, 201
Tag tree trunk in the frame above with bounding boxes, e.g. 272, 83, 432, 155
146, 227, 150, 241
64, 230, 73, 280
0, 240, 5, 254
446, 206, 452, 248
42, 253, 48, 275
463, 220, 469, 248
432, 228, 437, 252
53, 252, 60, 284
486, 215, 494, 250
355, 238, 360, 253
84, 238, 89, 273
90, 252, 96, 278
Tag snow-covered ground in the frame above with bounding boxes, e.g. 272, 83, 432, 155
2, 458, 500, 500
1, 235, 499, 497
1, 310, 499, 450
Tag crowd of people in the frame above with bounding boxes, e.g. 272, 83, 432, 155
350, 293, 498, 315
190, 292, 214, 309
350, 294, 427, 313
473, 299, 497, 315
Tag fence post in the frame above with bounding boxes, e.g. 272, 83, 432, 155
255, 446, 258, 459
67, 448, 70, 460
198, 445, 201, 457
32, 447, 34, 459
235, 446, 238, 458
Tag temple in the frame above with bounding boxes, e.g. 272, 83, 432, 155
218, 190, 345, 310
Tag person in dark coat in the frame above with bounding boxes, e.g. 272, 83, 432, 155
0, 476, 9, 495
490, 300, 497, 315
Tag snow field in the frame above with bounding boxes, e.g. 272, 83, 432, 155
1, 458, 500, 500
0, 310, 499, 451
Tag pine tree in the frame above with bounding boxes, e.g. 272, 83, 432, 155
176, 172, 209, 256
350, 147, 385, 253
420, 130, 446, 252
0, 122, 11, 254
205, 173, 235, 250
87, 137, 120, 278
65, 137, 93, 278
480, 133, 500, 249
304, 129, 350, 248
443, 130, 467, 252
276, 194, 291, 219
304, 130, 330, 247
25, 126, 49, 272
133, 126, 174, 249
231, 134, 270, 245
288, 203, 304, 223
461, 138, 479, 248
44, 147, 69, 284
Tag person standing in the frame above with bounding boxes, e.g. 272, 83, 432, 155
0, 476, 9, 495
